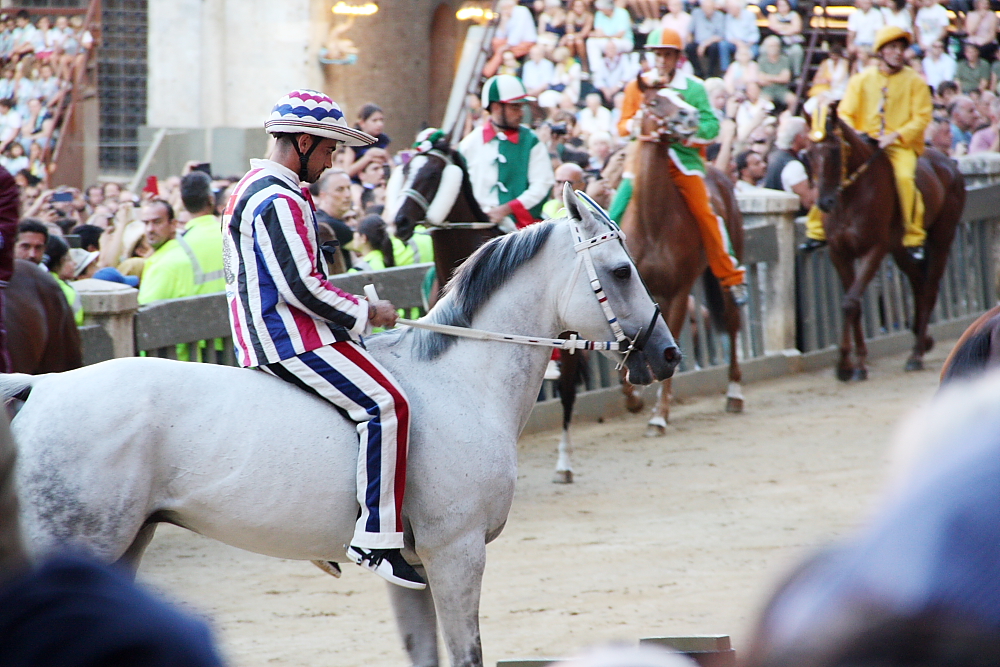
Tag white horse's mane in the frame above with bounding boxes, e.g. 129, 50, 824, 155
401, 220, 557, 360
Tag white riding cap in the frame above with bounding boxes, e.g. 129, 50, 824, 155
264, 89, 376, 147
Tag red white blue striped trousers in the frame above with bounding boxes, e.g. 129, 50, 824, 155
262, 341, 409, 550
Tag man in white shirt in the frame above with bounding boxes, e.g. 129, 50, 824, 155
915, 0, 950, 54
521, 44, 555, 98
923, 40, 956, 89
577, 93, 614, 139
0, 99, 22, 154
484, 0, 537, 77
847, 0, 885, 57
591, 40, 637, 102
763, 117, 816, 215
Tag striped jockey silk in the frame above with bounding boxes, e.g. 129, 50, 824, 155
222, 159, 369, 368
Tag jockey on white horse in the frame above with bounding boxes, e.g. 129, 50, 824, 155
222, 89, 425, 590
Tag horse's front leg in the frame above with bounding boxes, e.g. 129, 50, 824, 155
724, 285, 744, 413
421, 534, 487, 667
388, 572, 439, 667
646, 294, 687, 435
845, 249, 886, 380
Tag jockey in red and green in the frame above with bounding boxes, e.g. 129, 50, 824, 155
459, 75, 555, 231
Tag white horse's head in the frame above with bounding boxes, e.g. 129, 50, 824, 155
558, 185, 680, 384
414, 187, 679, 384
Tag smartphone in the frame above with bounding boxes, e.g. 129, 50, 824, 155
51, 191, 74, 203
192, 162, 212, 175
143, 175, 159, 196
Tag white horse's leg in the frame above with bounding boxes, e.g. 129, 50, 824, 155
421, 536, 487, 667
646, 380, 669, 437
388, 570, 439, 667
553, 427, 573, 484
114, 523, 158, 575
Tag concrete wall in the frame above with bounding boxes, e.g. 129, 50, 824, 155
148, 0, 316, 130
147, 0, 468, 157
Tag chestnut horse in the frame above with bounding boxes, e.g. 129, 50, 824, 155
621, 80, 746, 436
3, 259, 80, 374
389, 132, 588, 482
809, 104, 965, 380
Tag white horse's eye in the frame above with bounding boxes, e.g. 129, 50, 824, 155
613, 265, 631, 280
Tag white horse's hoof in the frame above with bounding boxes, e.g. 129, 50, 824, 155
645, 416, 667, 437
553, 469, 573, 484
645, 424, 667, 437
311, 559, 342, 578
725, 397, 744, 413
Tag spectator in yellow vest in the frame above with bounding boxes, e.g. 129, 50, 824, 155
176, 171, 224, 296
136, 199, 191, 305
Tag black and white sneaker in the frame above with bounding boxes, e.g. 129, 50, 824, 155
346, 546, 426, 590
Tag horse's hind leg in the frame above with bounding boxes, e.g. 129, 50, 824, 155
114, 522, 157, 576
554, 351, 580, 484
389, 573, 439, 667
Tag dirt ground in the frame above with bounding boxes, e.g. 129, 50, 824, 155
138, 344, 951, 667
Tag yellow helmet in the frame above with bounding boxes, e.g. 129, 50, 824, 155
873, 25, 912, 53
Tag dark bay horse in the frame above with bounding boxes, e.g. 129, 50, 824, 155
4, 259, 80, 374
809, 104, 965, 380
621, 80, 745, 436
939, 304, 1000, 384
390, 133, 499, 301
391, 131, 587, 482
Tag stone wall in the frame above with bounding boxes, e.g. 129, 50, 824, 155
146, 1, 469, 157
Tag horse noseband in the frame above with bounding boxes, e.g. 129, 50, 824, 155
630, 304, 661, 354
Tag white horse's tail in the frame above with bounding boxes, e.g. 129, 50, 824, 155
0, 373, 36, 403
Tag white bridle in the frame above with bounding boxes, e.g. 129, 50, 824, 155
366, 192, 661, 369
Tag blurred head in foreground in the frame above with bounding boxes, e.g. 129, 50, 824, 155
747, 369, 1000, 667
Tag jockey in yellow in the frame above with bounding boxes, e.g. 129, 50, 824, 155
611, 28, 747, 304
803, 26, 933, 261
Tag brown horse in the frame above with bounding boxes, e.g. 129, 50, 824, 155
4, 259, 81, 374
621, 81, 745, 436
391, 133, 588, 482
809, 104, 965, 380
939, 304, 1000, 385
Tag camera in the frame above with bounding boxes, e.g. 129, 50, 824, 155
549, 122, 568, 136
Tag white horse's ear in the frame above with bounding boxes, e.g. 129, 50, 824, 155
563, 183, 601, 235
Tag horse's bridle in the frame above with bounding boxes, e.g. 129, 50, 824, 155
832, 125, 884, 193
562, 191, 661, 367
398, 148, 496, 230
636, 96, 680, 144
375, 192, 662, 367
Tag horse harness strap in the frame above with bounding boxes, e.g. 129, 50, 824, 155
836, 126, 884, 192
176, 234, 224, 286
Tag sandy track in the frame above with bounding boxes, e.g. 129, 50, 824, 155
138, 345, 950, 666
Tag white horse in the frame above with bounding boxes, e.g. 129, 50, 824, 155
1, 190, 679, 667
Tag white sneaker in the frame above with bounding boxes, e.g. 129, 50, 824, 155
544, 359, 561, 381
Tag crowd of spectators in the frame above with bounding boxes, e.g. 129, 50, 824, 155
474, 0, 1000, 231
0, 10, 92, 187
